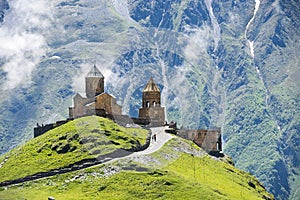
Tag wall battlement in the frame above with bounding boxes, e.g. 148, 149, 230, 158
34, 119, 73, 138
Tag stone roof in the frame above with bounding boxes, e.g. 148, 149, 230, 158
143, 77, 160, 92
86, 65, 104, 78
78, 92, 87, 98
95, 92, 115, 99
85, 101, 96, 107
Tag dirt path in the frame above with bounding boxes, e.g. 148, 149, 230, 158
105, 126, 174, 164
1, 127, 173, 187
136, 126, 174, 155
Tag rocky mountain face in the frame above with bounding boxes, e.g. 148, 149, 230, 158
0, 0, 299, 199
0, 0, 8, 23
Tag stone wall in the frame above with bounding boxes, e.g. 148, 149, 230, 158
70, 94, 94, 118
177, 129, 223, 157
95, 93, 122, 115
142, 91, 161, 108
132, 118, 151, 126
139, 107, 165, 126
34, 119, 72, 138
107, 114, 136, 127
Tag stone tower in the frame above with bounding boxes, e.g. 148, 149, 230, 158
142, 77, 161, 108
85, 65, 104, 98
139, 77, 165, 126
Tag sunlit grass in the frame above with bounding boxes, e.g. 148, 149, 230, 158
0, 116, 148, 183
0, 137, 273, 200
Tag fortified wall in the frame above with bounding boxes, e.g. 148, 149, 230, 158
34, 119, 72, 138
177, 129, 223, 157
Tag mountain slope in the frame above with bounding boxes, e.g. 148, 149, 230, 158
0, 0, 299, 199
0, 124, 273, 199
249, 1, 300, 198
0, 0, 8, 23
0, 116, 148, 183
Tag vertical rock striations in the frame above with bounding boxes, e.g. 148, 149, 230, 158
0, 1, 299, 199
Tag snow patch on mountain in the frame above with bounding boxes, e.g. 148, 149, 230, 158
204, 0, 220, 52
111, 0, 133, 22
245, 0, 260, 58
184, 26, 212, 64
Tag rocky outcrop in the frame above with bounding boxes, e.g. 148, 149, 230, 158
0, 0, 8, 23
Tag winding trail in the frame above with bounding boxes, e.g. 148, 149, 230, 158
141, 127, 174, 154
110, 127, 173, 163
1, 127, 173, 187
103, 127, 174, 166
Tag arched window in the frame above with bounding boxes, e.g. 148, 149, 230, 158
146, 101, 150, 108
153, 101, 156, 107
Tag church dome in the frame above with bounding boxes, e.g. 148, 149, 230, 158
143, 77, 160, 92
86, 65, 104, 78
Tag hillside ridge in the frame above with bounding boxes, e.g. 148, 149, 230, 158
0, 126, 171, 187
0, 0, 299, 199
0, 119, 273, 199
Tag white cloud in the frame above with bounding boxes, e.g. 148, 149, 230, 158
72, 63, 92, 94
72, 61, 117, 94
184, 26, 212, 63
0, 0, 53, 90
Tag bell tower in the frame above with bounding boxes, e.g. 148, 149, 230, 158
142, 77, 161, 108
139, 77, 165, 126
85, 65, 104, 98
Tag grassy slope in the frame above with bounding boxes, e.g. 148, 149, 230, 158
0, 137, 274, 200
0, 116, 148, 182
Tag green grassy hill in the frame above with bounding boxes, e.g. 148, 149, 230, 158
0, 116, 148, 183
0, 117, 273, 199
1, 1, 299, 199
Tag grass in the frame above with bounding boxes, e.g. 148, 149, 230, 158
0, 116, 148, 183
152, 138, 273, 200
0, 137, 274, 200
0, 170, 223, 200
166, 154, 270, 200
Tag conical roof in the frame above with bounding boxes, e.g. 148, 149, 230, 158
86, 65, 104, 78
143, 77, 160, 92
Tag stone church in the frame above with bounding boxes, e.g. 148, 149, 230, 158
34, 65, 222, 156
68, 65, 165, 126
69, 65, 122, 119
